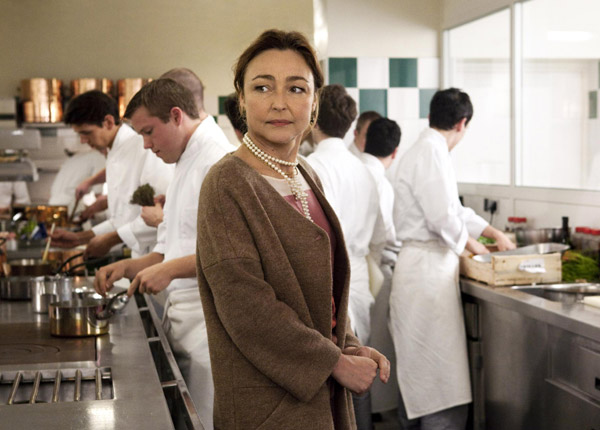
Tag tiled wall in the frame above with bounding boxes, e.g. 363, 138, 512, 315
325, 56, 439, 153
215, 56, 440, 155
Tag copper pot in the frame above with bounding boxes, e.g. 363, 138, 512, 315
117, 78, 152, 118
21, 78, 63, 123
71, 78, 114, 96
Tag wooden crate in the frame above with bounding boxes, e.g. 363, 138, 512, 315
460, 253, 562, 286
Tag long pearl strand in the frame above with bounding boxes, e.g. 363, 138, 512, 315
243, 133, 312, 222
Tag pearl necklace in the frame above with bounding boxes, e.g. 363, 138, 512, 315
243, 133, 312, 222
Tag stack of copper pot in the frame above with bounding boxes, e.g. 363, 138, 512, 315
21, 78, 63, 123
118, 78, 152, 118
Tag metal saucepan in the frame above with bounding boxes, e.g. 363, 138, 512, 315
49, 297, 109, 337
0, 276, 32, 300
5, 258, 55, 277
49, 288, 128, 337
30, 276, 59, 313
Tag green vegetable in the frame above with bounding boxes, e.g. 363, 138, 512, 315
477, 236, 496, 245
561, 250, 600, 283
130, 183, 155, 207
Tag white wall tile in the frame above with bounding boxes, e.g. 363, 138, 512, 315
388, 88, 419, 121
417, 58, 439, 88
357, 57, 389, 89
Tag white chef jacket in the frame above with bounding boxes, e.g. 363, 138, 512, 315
48, 150, 106, 211
359, 152, 397, 256
307, 137, 382, 343
0, 181, 30, 208
155, 116, 232, 430
92, 124, 173, 256
154, 115, 233, 293
349, 141, 362, 158
389, 127, 488, 419
392, 127, 488, 254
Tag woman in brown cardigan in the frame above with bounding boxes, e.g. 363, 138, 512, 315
196, 29, 390, 430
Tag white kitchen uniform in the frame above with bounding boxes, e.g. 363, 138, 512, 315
48, 150, 106, 211
359, 152, 397, 258
92, 124, 173, 257
156, 116, 233, 430
389, 127, 488, 419
0, 181, 30, 208
349, 141, 362, 158
307, 137, 383, 343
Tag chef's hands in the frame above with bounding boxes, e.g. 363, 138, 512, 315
94, 260, 130, 296
84, 231, 121, 259
332, 346, 390, 395
127, 262, 173, 297
141, 203, 164, 227
79, 195, 108, 221
466, 237, 489, 255
50, 229, 94, 248
75, 178, 93, 200
481, 225, 517, 252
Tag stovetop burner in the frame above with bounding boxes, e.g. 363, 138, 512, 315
0, 323, 95, 365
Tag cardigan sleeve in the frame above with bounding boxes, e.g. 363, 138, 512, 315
197, 163, 342, 403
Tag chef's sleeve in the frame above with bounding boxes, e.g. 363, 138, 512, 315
459, 206, 488, 239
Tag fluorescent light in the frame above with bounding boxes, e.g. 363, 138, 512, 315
547, 31, 594, 42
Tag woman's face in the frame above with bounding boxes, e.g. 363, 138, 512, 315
240, 49, 316, 147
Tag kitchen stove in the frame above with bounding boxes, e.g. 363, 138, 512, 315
0, 322, 96, 365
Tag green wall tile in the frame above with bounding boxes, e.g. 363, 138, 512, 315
590, 91, 598, 119
419, 89, 437, 119
359, 89, 387, 116
329, 58, 357, 87
218, 96, 228, 115
389, 58, 418, 88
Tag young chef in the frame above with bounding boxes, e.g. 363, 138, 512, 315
307, 84, 384, 430
51, 91, 173, 258
94, 77, 233, 430
389, 88, 515, 429
349, 110, 382, 157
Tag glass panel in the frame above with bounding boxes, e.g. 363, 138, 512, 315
521, 0, 600, 190
447, 8, 511, 185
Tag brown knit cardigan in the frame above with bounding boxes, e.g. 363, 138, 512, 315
196, 154, 360, 430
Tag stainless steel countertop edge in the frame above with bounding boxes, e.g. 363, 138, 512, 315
460, 277, 600, 342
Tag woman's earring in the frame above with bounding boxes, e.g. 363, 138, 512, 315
309, 111, 316, 126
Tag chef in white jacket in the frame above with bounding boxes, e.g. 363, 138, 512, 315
94, 76, 232, 430
307, 84, 383, 345
48, 141, 106, 212
389, 88, 514, 429
349, 110, 381, 158
51, 90, 173, 258
359, 117, 402, 416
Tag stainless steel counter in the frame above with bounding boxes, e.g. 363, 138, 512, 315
0, 297, 175, 429
460, 278, 600, 342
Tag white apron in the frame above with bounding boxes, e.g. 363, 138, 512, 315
163, 288, 213, 430
348, 254, 375, 345
388, 241, 471, 419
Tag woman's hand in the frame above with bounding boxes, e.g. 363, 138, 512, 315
331, 351, 378, 395
481, 225, 516, 251
127, 262, 173, 296
352, 346, 391, 383
141, 203, 164, 227
94, 260, 130, 296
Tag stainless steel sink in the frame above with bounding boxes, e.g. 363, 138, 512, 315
511, 283, 600, 304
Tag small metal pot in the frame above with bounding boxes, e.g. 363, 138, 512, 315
49, 297, 109, 337
7, 259, 54, 277
0, 276, 33, 300
30, 276, 58, 313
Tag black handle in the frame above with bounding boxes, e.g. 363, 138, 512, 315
54, 251, 85, 274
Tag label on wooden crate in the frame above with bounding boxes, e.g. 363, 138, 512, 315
518, 258, 546, 273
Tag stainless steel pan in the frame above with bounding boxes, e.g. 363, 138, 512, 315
49, 297, 110, 337
0, 276, 32, 300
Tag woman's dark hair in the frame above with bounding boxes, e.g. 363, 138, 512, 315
64, 90, 120, 126
124, 78, 199, 122
428, 88, 473, 130
364, 118, 401, 157
233, 29, 324, 98
223, 93, 247, 134
316, 84, 357, 138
